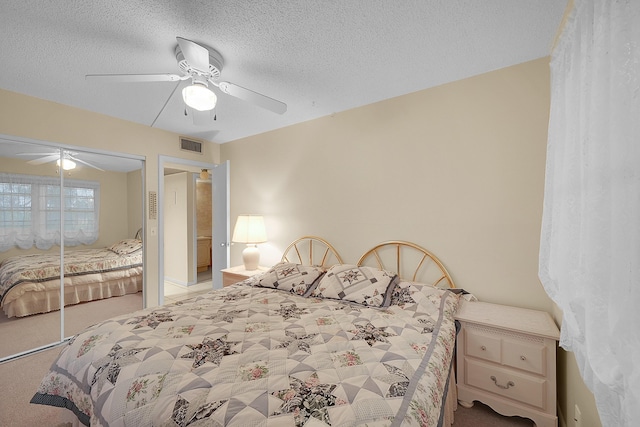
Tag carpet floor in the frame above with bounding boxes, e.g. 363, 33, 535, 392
0, 292, 144, 359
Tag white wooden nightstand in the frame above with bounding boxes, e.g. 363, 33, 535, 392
221, 265, 269, 287
455, 300, 560, 427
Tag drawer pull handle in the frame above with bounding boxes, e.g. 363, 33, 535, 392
490, 376, 515, 390
520, 355, 527, 361
481, 346, 486, 351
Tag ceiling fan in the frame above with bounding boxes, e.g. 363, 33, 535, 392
86, 37, 287, 124
17, 151, 104, 171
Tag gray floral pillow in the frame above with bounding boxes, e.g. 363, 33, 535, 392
309, 264, 397, 307
258, 262, 325, 295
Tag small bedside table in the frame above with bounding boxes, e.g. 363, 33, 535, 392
455, 300, 560, 427
221, 265, 269, 287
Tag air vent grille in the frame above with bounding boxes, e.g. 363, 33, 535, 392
180, 138, 203, 154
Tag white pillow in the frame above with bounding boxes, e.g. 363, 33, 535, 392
108, 239, 142, 255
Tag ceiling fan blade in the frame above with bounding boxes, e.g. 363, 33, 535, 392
27, 154, 60, 165
176, 37, 209, 72
217, 81, 287, 114
151, 81, 182, 128
17, 152, 61, 156
86, 74, 185, 83
70, 156, 105, 172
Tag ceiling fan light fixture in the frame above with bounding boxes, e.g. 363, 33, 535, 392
56, 158, 76, 170
182, 83, 217, 111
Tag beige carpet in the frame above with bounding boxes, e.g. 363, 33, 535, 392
0, 293, 143, 427
0, 346, 70, 427
0, 292, 143, 359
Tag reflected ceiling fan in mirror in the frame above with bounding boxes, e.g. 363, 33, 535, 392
17, 151, 105, 171
86, 37, 287, 126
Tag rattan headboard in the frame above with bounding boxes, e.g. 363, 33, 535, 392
281, 236, 343, 268
357, 241, 455, 288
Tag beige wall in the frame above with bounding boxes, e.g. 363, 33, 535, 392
0, 88, 220, 307
223, 58, 551, 310
559, 349, 601, 427
221, 57, 600, 426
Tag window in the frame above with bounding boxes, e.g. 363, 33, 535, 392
0, 181, 31, 234
0, 173, 100, 251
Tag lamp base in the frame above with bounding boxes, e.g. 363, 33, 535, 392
242, 245, 260, 270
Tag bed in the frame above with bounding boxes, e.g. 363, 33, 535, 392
0, 238, 143, 318
31, 237, 460, 426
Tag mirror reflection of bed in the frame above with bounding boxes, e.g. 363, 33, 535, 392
0, 138, 144, 361
1, 237, 143, 318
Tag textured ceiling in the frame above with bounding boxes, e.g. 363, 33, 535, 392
0, 1, 566, 144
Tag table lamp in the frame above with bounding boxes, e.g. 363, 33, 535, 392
232, 215, 267, 270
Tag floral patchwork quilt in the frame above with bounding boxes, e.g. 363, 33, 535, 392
0, 246, 142, 305
31, 278, 459, 427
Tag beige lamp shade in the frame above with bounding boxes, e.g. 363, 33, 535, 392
232, 215, 267, 243
232, 215, 267, 270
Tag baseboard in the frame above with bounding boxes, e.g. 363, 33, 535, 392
164, 277, 189, 287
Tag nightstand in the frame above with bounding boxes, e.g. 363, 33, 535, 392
221, 265, 269, 287
455, 300, 560, 427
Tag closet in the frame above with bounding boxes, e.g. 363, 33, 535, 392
0, 136, 144, 361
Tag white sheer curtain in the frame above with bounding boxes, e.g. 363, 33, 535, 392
539, 1, 640, 426
0, 172, 100, 251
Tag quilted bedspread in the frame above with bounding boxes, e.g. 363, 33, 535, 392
0, 247, 142, 305
31, 279, 459, 427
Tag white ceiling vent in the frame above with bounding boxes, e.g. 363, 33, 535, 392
180, 137, 202, 154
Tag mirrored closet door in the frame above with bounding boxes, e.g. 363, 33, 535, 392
0, 137, 144, 361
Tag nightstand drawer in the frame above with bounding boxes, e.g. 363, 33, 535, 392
465, 359, 547, 410
465, 328, 501, 363
503, 338, 545, 375
221, 266, 269, 287
465, 326, 546, 376
222, 272, 246, 287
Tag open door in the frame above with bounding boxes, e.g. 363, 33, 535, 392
212, 161, 229, 289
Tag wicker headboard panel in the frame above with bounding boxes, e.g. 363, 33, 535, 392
357, 241, 455, 288
281, 236, 343, 268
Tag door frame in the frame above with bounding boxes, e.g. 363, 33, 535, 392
157, 155, 227, 305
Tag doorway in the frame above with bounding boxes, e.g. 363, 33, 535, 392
158, 156, 229, 306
